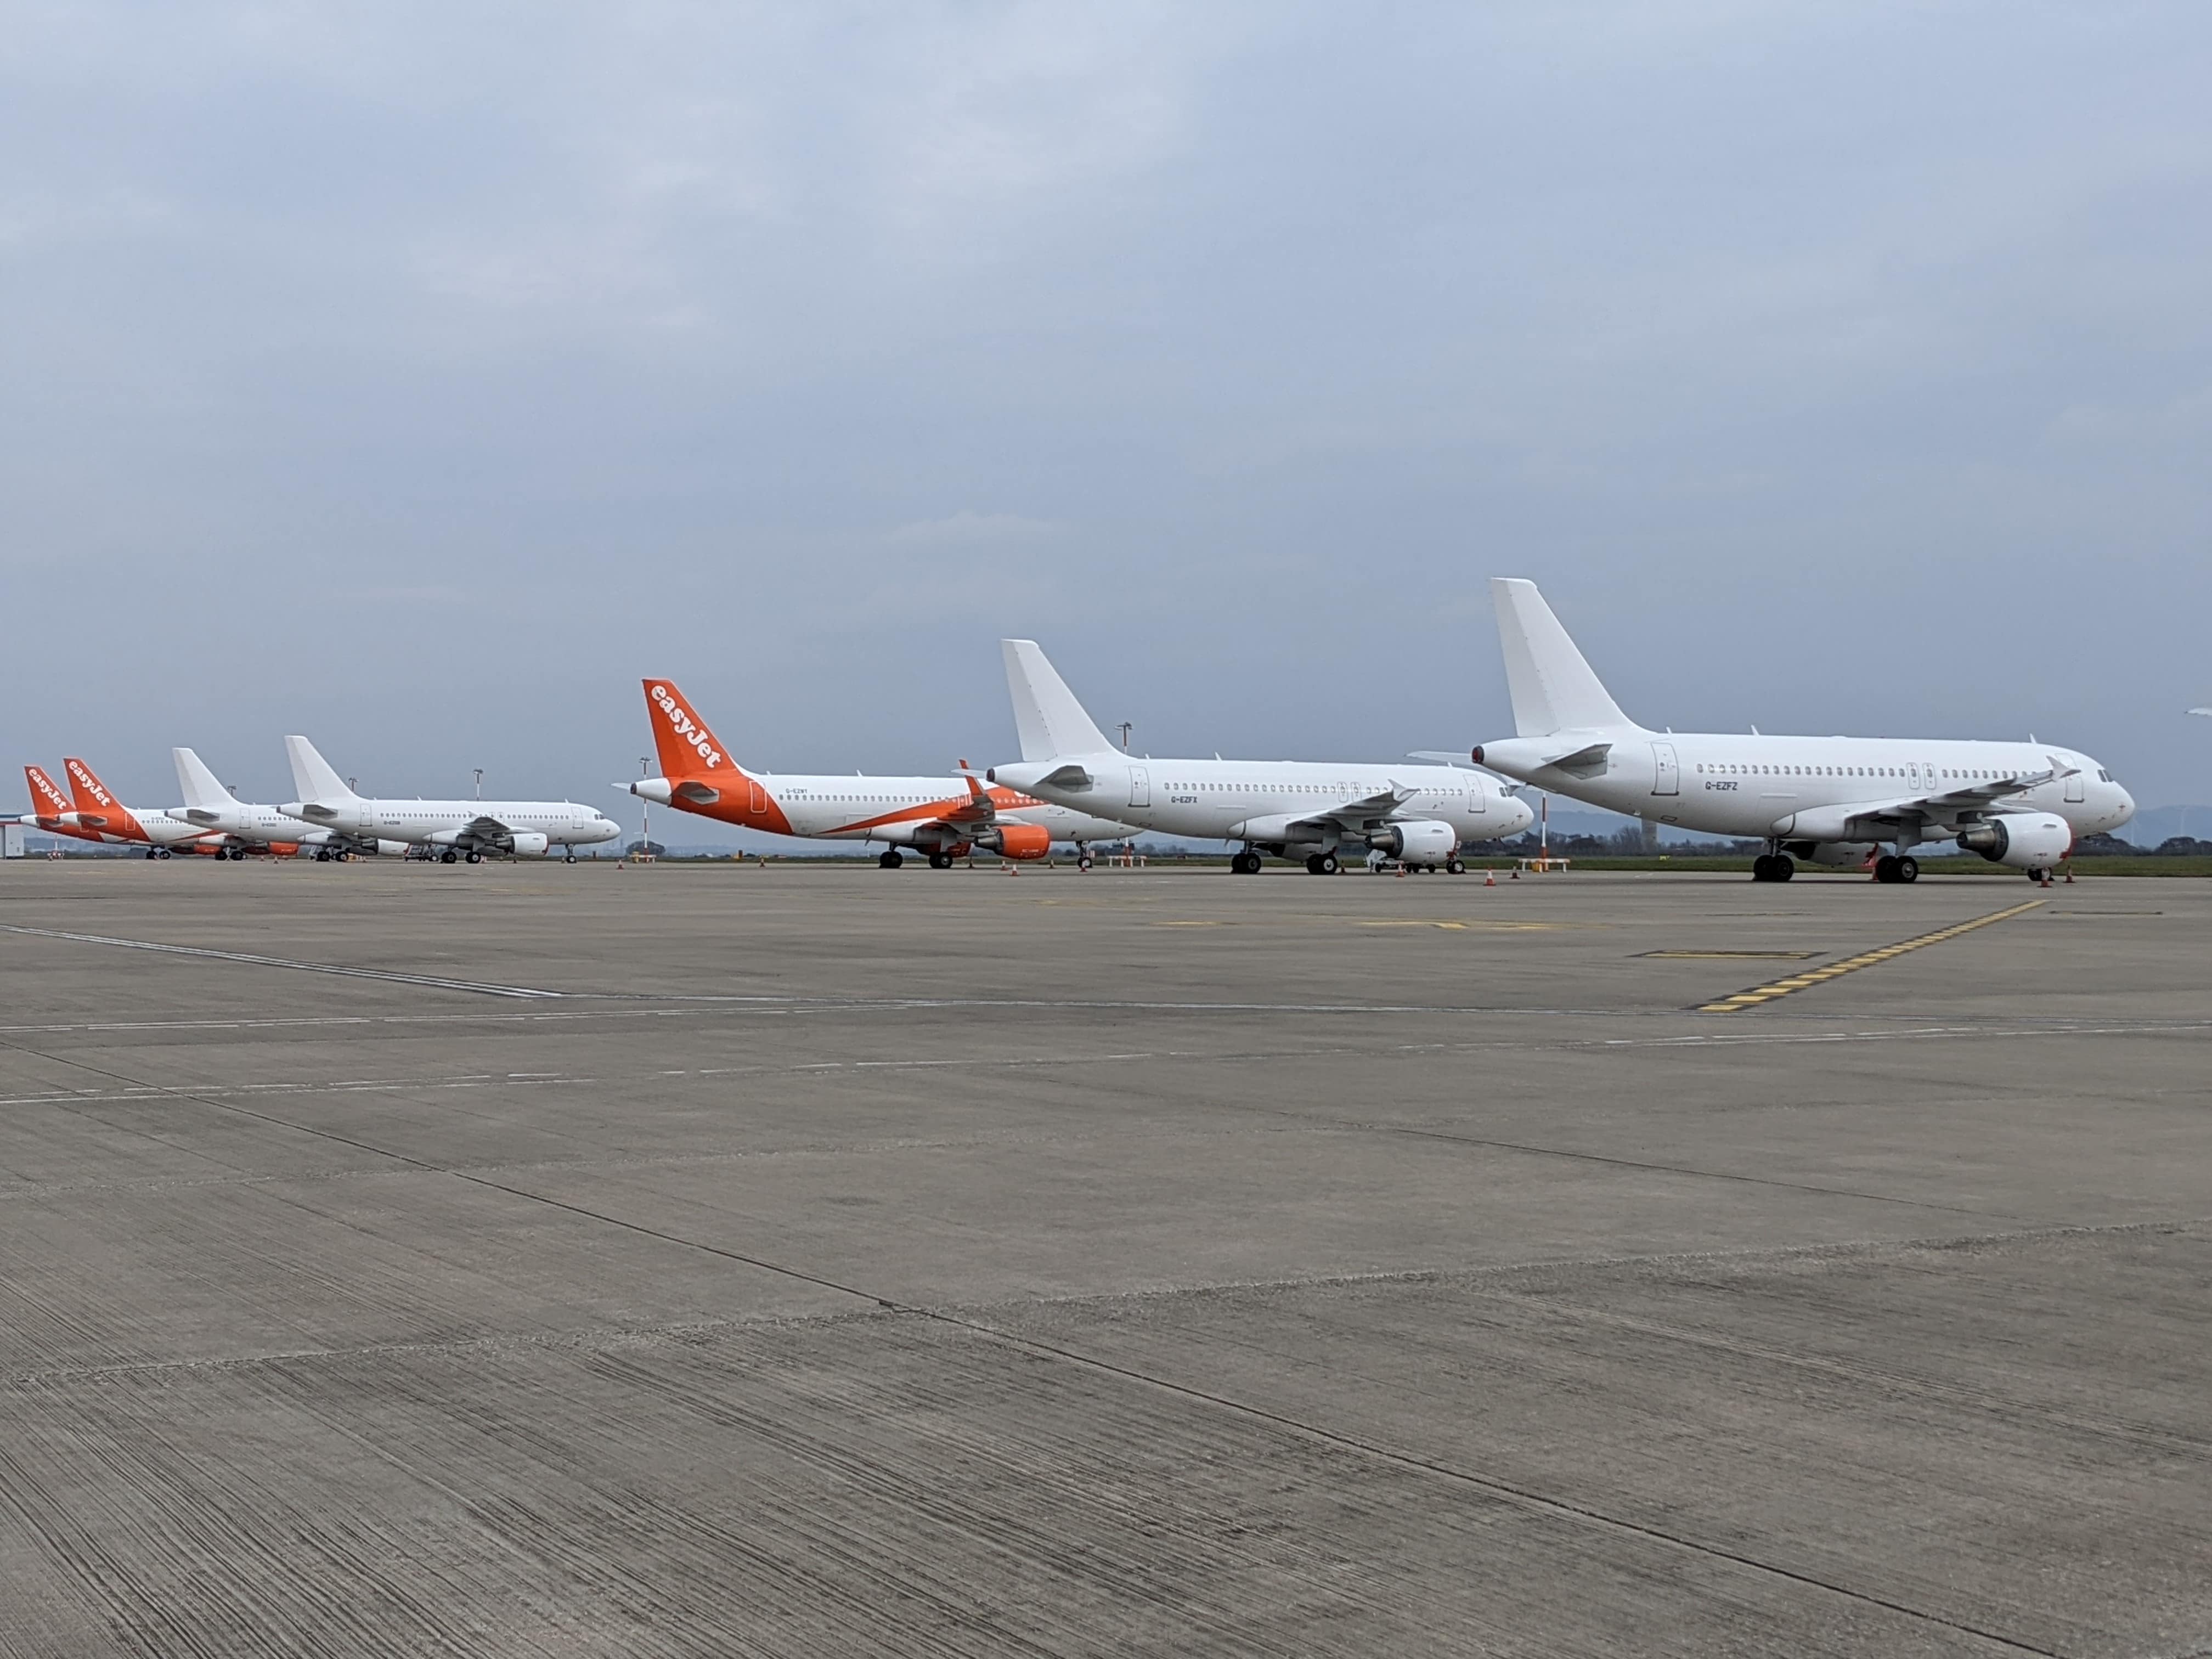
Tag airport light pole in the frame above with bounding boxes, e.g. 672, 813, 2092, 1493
1116, 722, 1133, 752
473, 769, 483, 801
639, 757, 651, 856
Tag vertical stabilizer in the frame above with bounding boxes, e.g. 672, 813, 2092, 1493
285, 736, 359, 804
173, 748, 238, 811
25, 765, 72, 818
62, 758, 120, 814
641, 680, 746, 778
1001, 640, 1114, 761
1489, 579, 1633, 737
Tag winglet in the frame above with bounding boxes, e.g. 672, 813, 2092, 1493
173, 748, 238, 811
1000, 640, 1114, 761
285, 736, 359, 804
1489, 579, 1632, 737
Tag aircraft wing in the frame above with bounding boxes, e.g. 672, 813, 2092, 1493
456, 814, 517, 849
1285, 782, 1422, 835
1795, 769, 2060, 838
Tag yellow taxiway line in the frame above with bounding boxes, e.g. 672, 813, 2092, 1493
1695, 899, 2047, 1013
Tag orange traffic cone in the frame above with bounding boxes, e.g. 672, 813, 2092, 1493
1483, 867, 1496, 886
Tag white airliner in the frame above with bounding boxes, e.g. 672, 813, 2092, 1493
984, 640, 1536, 873
166, 748, 407, 861
1473, 579, 2135, 883
278, 737, 622, 862
626, 679, 1137, 867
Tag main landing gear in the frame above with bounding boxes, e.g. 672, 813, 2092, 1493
1303, 851, 1340, 875
440, 849, 459, 864
1874, 854, 1919, 884
928, 851, 955, 870
1231, 850, 1263, 874
878, 848, 904, 870
1752, 853, 1795, 882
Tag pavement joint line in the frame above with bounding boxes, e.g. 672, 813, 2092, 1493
0, 1000, 2172, 1653
1695, 900, 2047, 1013
0, 924, 566, 1000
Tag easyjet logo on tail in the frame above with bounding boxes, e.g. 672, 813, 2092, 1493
25, 766, 71, 814
649, 683, 725, 770
65, 760, 114, 807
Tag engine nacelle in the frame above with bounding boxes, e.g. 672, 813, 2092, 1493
983, 822, 1053, 860
508, 832, 551, 859
1367, 819, 1458, 866
1955, 812, 2070, 870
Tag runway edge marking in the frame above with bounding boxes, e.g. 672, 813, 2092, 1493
1695, 899, 2046, 1014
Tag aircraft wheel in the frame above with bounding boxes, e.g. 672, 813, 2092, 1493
1874, 855, 1901, 883
879, 848, 904, 870
1773, 854, 1795, 882
465, 851, 482, 864
441, 849, 459, 864
1232, 851, 1262, 874
1895, 855, 1918, 884
1077, 854, 1093, 870
1304, 853, 1327, 874
145, 849, 159, 860
565, 854, 577, 865
928, 851, 953, 870
1446, 859, 1464, 875
1318, 851, 1339, 874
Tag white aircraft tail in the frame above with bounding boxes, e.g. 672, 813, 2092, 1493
172, 748, 238, 810
285, 736, 359, 804
1489, 578, 1633, 737
1001, 640, 1115, 760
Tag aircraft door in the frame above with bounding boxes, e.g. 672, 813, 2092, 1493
749, 780, 768, 815
1128, 766, 1150, 809
1651, 742, 1679, 797
2064, 768, 2085, 804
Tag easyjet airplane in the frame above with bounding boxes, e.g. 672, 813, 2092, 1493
627, 680, 1138, 867
58, 758, 228, 858
15, 765, 116, 848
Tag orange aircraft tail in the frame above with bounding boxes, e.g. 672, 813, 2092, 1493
25, 765, 72, 820
642, 680, 744, 780
62, 758, 120, 815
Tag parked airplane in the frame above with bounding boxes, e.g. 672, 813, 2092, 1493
1473, 578, 2136, 883
167, 748, 407, 861
15, 765, 114, 848
984, 641, 1536, 873
278, 738, 622, 862
626, 680, 1138, 867
56, 758, 227, 857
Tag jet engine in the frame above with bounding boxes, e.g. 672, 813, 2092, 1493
1367, 820, 1458, 866
1955, 812, 2070, 870
981, 823, 1053, 861
507, 832, 551, 859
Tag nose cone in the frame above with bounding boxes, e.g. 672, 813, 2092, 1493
2111, 785, 2136, 831
1504, 795, 1537, 836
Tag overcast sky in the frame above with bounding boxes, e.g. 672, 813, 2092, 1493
6, 2, 2209, 813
